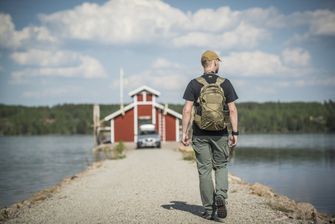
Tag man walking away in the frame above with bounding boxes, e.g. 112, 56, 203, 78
181, 50, 239, 221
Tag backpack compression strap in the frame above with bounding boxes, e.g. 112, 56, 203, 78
196, 76, 225, 87
215, 77, 225, 86
195, 76, 208, 87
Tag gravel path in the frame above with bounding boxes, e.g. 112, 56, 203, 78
4, 146, 300, 224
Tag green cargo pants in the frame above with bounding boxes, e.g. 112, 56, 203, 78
191, 135, 229, 214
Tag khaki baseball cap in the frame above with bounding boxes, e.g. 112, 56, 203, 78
201, 50, 221, 62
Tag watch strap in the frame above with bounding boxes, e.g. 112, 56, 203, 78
232, 131, 239, 136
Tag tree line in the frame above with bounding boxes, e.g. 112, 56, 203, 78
0, 101, 334, 135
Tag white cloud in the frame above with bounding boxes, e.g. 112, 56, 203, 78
0, 14, 17, 48
309, 10, 335, 36
40, 0, 187, 44
22, 86, 81, 98
112, 58, 188, 92
222, 49, 311, 77
223, 51, 286, 77
285, 9, 335, 44
152, 58, 181, 69
278, 76, 335, 88
241, 8, 335, 37
173, 22, 269, 49
125, 72, 187, 91
0, 13, 57, 49
2, 1, 334, 51
11, 49, 80, 66
113, 49, 314, 96
184, 7, 239, 32
38, 1, 272, 49
281, 48, 310, 67
289, 9, 335, 36
37, 0, 334, 49
285, 33, 312, 46
255, 86, 276, 94
238, 7, 285, 28
10, 49, 107, 84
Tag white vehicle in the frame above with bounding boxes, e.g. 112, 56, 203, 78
137, 124, 161, 149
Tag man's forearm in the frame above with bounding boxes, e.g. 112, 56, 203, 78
230, 109, 238, 132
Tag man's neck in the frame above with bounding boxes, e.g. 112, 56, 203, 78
203, 71, 217, 75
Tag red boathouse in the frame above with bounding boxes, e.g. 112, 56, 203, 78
103, 86, 182, 143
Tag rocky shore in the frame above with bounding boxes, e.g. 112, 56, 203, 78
1, 144, 333, 224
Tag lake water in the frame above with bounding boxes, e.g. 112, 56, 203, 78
0, 135, 95, 208
230, 134, 335, 215
0, 134, 334, 215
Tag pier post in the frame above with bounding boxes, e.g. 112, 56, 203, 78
93, 104, 100, 146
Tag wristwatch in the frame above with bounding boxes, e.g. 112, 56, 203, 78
232, 131, 239, 136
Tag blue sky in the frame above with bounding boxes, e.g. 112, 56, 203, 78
0, 0, 334, 106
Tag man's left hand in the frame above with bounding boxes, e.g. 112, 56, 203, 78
229, 135, 238, 148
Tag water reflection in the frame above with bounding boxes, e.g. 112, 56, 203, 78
232, 147, 335, 165
238, 134, 335, 150
0, 135, 94, 208
229, 146, 335, 215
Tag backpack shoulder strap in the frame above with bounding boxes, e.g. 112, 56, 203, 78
215, 76, 225, 86
195, 76, 208, 86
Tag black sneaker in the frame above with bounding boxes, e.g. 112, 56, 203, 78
215, 196, 227, 218
201, 211, 214, 220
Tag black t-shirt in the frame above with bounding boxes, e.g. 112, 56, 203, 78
183, 73, 238, 136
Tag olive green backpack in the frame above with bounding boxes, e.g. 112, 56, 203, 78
194, 76, 227, 131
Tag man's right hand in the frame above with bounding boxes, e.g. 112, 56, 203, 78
182, 133, 191, 146
229, 135, 237, 148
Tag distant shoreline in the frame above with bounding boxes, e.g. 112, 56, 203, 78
1, 101, 334, 135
